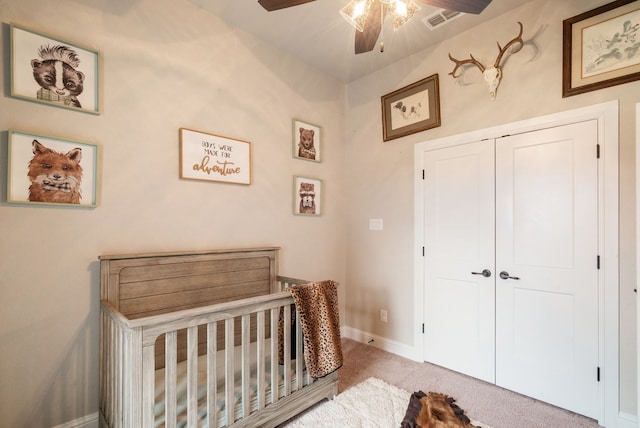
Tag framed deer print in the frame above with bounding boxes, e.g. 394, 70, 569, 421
563, 0, 640, 97
381, 74, 441, 142
10, 23, 100, 114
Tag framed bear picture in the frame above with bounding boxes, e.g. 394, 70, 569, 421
293, 176, 322, 216
10, 23, 100, 114
292, 119, 321, 162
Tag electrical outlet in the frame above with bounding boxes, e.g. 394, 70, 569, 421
380, 309, 388, 323
369, 218, 383, 230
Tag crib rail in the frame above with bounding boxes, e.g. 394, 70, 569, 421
100, 277, 314, 428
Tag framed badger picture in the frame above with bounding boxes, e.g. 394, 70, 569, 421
10, 23, 100, 114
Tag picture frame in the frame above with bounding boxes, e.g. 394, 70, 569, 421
292, 119, 321, 162
293, 176, 322, 216
10, 23, 100, 114
562, 0, 640, 97
7, 130, 99, 207
179, 128, 252, 185
381, 73, 441, 142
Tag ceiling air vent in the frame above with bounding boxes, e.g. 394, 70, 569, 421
421, 9, 464, 30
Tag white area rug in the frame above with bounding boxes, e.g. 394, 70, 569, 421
283, 377, 491, 427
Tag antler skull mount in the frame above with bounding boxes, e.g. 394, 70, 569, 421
448, 22, 524, 100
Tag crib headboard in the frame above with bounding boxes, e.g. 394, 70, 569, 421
100, 247, 282, 368
99, 247, 280, 319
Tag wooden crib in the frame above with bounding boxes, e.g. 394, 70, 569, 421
99, 247, 339, 428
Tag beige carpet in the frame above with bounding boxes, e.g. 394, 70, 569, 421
283, 377, 490, 428
336, 338, 600, 428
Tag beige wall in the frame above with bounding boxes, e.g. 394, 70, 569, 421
0, 0, 346, 426
344, 0, 638, 419
0, 0, 637, 426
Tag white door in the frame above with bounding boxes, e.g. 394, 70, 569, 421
423, 120, 600, 417
495, 121, 599, 418
423, 140, 495, 383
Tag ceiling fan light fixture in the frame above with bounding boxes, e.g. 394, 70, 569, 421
340, 0, 373, 32
389, 0, 420, 31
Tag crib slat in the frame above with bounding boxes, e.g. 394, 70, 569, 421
187, 326, 198, 427
115, 322, 122, 426
104, 311, 112, 426
105, 312, 114, 426
99, 311, 106, 424
128, 327, 144, 427
225, 318, 235, 424
165, 331, 177, 428
270, 307, 279, 404
241, 314, 251, 418
257, 311, 266, 410
207, 322, 218, 428
283, 304, 291, 396
142, 343, 155, 428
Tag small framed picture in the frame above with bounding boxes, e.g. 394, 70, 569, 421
293, 119, 321, 162
179, 128, 252, 185
293, 176, 322, 216
562, 0, 640, 97
10, 23, 100, 114
381, 74, 441, 141
7, 130, 99, 207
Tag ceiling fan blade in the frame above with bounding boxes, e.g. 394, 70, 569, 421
417, 0, 492, 14
354, 0, 383, 54
258, 0, 315, 11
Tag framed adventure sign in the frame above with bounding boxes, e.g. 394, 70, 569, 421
179, 128, 251, 185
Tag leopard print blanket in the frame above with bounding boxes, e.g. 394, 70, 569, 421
288, 280, 343, 378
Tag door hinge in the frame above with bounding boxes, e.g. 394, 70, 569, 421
597, 255, 600, 269
597, 144, 600, 159
597, 366, 601, 382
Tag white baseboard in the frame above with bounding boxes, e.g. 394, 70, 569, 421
52, 412, 98, 428
617, 411, 638, 428
341, 326, 421, 362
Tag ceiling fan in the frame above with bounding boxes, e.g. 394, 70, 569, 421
257, 0, 492, 54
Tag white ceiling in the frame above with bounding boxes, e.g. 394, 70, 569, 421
190, 0, 532, 83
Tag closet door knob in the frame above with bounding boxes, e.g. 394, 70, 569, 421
499, 271, 520, 280
471, 269, 492, 278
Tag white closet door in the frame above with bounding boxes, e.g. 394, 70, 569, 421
495, 120, 599, 418
423, 140, 495, 383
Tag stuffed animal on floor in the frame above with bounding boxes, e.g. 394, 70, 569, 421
401, 391, 479, 428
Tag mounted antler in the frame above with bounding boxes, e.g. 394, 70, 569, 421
448, 53, 485, 78
448, 22, 524, 100
493, 21, 524, 69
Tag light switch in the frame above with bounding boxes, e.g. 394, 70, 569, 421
369, 218, 383, 230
